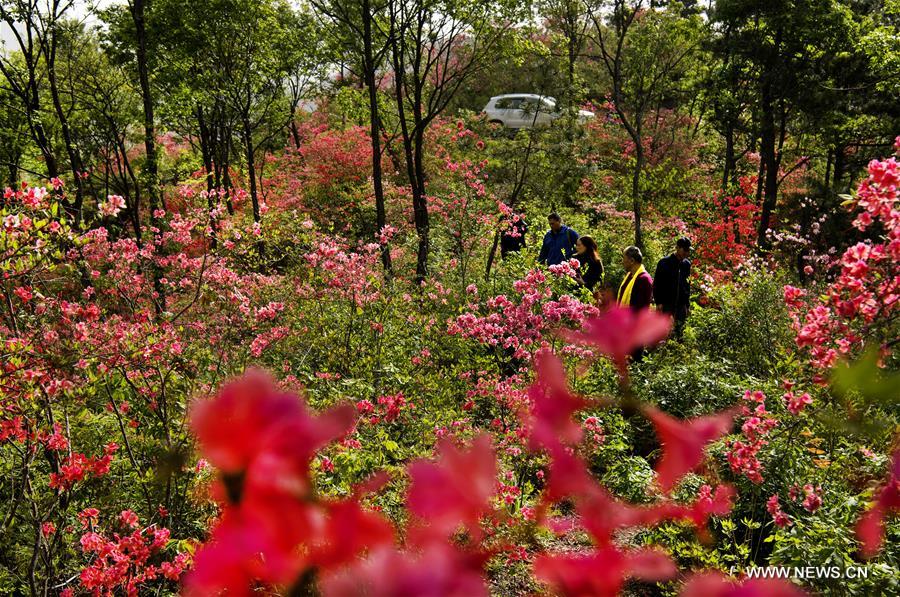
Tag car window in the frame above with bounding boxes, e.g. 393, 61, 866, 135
520, 98, 544, 112
495, 98, 522, 110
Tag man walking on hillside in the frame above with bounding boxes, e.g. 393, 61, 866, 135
653, 237, 692, 339
538, 212, 579, 266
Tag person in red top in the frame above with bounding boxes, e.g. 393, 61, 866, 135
617, 245, 654, 362
617, 246, 653, 311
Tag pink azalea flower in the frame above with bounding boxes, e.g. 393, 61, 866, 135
523, 352, 588, 452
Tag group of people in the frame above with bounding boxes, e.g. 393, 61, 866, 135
506, 212, 692, 340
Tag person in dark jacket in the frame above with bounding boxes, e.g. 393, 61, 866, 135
574, 235, 604, 294
617, 245, 654, 362
653, 237, 691, 339
500, 213, 528, 258
538, 212, 579, 266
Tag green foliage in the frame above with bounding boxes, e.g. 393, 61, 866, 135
633, 350, 747, 417
600, 455, 655, 502
691, 271, 794, 376
769, 497, 900, 596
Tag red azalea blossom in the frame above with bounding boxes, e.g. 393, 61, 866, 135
524, 351, 589, 451
190, 369, 354, 490
407, 433, 497, 537
643, 406, 737, 492
560, 306, 672, 377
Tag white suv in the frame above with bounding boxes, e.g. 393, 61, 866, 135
481, 94, 594, 129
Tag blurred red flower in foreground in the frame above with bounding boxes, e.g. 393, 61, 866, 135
407, 434, 497, 537
184, 332, 802, 596
525, 351, 589, 451
856, 449, 900, 558
643, 406, 737, 492
560, 306, 672, 377
190, 369, 354, 479
534, 546, 676, 597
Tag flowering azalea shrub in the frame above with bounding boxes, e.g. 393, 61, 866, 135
0, 182, 297, 593
449, 266, 600, 365
785, 141, 899, 373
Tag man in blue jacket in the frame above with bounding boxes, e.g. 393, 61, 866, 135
538, 213, 579, 266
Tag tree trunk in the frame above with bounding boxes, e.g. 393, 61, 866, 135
131, 0, 161, 220
362, 0, 392, 273
631, 142, 644, 249
756, 78, 778, 249
722, 120, 735, 191
290, 113, 301, 149
47, 36, 85, 222
6, 159, 18, 187
832, 144, 845, 195
756, 25, 782, 250
24, 84, 59, 181
197, 105, 215, 195
242, 117, 260, 222
412, 127, 429, 283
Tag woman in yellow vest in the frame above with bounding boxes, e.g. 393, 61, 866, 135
617, 246, 655, 361
617, 246, 654, 311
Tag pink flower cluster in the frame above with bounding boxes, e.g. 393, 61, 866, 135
803, 486, 823, 513
99, 194, 127, 217
726, 391, 778, 484
767, 494, 792, 528
782, 388, 812, 416
449, 268, 600, 361
49, 443, 118, 491
582, 416, 605, 448
300, 237, 382, 306
4, 182, 50, 209
355, 392, 417, 426
786, 145, 900, 371
548, 258, 581, 279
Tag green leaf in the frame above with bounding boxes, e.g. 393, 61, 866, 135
830, 349, 900, 406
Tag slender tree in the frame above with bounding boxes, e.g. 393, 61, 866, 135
586, 0, 704, 249
386, 0, 523, 281
312, 0, 394, 271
